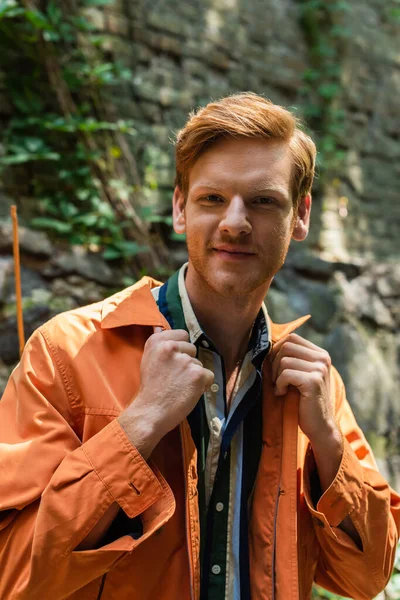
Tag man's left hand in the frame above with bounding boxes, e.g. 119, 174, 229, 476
269, 333, 339, 445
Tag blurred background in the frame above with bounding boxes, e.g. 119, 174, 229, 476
0, 0, 399, 596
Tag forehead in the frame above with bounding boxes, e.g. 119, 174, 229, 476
188, 136, 293, 194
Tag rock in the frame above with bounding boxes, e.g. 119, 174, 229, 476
324, 322, 399, 435
51, 276, 105, 305
331, 259, 367, 280
0, 223, 52, 257
285, 250, 334, 280
47, 247, 115, 286
3, 266, 49, 304
339, 272, 396, 329
272, 268, 340, 333
264, 287, 300, 324
0, 257, 12, 304
374, 264, 400, 298
0, 194, 14, 219
0, 305, 50, 364
0, 360, 13, 397
81, 7, 105, 30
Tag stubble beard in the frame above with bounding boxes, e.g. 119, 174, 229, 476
187, 244, 286, 300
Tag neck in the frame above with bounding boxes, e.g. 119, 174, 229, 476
185, 264, 270, 373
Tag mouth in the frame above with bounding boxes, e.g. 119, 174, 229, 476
212, 247, 256, 260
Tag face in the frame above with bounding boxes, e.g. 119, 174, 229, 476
173, 136, 311, 299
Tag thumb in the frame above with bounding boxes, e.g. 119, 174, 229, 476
153, 326, 163, 334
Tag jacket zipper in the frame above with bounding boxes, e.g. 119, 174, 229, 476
96, 573, 107, 600
181, 424, 195, 600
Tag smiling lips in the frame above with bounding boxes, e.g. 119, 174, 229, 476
213, 245, 256, 260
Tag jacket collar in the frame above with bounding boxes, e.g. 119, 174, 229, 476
101, 275, 311, 342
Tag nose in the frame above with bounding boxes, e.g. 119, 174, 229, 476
218, 196, 252, 237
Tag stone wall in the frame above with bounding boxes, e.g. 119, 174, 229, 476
1, 1, 399, 257
0, 0, 399, 488
82, 0, 400, 261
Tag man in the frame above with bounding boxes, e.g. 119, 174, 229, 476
0, 93, 399, 600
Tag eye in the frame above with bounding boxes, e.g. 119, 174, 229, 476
202, 194, 224, 204
253, 197, 274, 205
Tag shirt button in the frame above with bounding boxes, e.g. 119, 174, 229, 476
211, 565, 221, 575
216, 502, 224, 512
202, 340, 210, 348
210, 383, 219, 393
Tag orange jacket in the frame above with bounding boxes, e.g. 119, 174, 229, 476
0, 276, 399, 600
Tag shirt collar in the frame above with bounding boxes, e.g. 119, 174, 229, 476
100, 269, 311, 343
175, 262, 270, 360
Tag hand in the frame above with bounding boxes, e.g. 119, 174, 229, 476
269, 333, 339, 445
119, 327, 214, 457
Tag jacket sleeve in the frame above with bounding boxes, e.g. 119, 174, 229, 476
303, 366, 400, 600
0, 329, 175, 600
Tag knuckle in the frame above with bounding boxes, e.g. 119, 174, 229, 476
311, 372, 321, 386
318, 361, 328, 376
164, 340, 176, 354
323, 352, 331, 367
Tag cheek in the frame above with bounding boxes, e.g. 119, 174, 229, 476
268, 219, 292, 243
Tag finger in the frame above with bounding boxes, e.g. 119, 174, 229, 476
173, 341, 197, 358
153, 326, 163, 334
203, 368, 215, 391
274, 357, 323, 383
191, 357, 204, 368
152, 328, 190, 341
271, 344, 323, 382
275, 369, 318, 397
270, 333, 319, 360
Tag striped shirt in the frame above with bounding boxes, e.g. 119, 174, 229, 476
151, 263, 270, 599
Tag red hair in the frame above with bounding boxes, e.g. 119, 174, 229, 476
175, 92, 316, 209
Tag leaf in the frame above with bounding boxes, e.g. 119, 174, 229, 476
31, 217, 72, 234
317, 82, 340, 99
46, 1, 62, 25
24, 137, 46, 153
76, 188, 91, 201
43, 30, 61, 42
146, 214, 173, 225
109, 146, 122, 159
0, 1, 25, 20
0, 151, 60, 165
25, 9, 52, 30
170, 231, 186, 242
103, 247, 123, 260
115, 240, 149, 256
82, 0, 111, 6
72, 214, 98, 227
69, 15, 95, 32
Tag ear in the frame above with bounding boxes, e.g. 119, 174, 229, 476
172, 186, 186, 234
292, 193, 312, 242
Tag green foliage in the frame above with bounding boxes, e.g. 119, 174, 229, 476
299, 0, 351, 177
0, 0, 168, 262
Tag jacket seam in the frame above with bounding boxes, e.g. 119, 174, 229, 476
39, 326, 83, 431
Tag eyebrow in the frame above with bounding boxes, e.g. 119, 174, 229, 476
192, 182, 290, 201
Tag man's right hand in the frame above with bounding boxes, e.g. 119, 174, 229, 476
118, 328, 214, 459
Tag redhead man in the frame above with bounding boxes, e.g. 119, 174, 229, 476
0, 93, 399, 600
